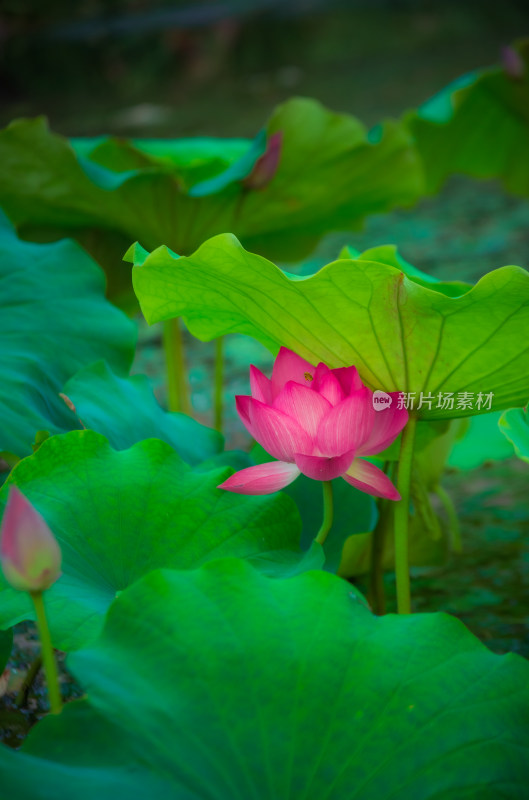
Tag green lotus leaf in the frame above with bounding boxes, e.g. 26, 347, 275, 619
0, 99, 422, 305
62, 360, 222, 464
131, 234, 529, 420
448, 411, 515, 470
340, 243, 471, 296
0, 214, 136, 458
499, 405, 529, 463
405, 40, 529, 195
71, 133, 252, 184
1, 561, 528, 798
0, 431, 302, 650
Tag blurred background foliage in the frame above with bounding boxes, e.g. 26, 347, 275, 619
1, 0, 528, 137
1, 0, 528, 281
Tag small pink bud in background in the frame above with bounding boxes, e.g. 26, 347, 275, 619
501, 46, 525, 80
0, 487, 62, 593
243, 131, 283, 190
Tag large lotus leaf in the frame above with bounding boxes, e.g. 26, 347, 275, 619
405, 40, 529, 195
62, 360, 222, 465
131, 234, 529, 420
1, 561, 528, 798
499, 405, 529, 463
0, 99, 421, 277
0, 431, 301, 650
0, 214, 136, 458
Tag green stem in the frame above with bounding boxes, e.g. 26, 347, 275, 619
30, 592, 62, 715
163, 318, 191, 415
393, 415, 417, 614
369, 501, 389, 615
15, 654, 42, 708
214, 336, 224, 433
435, 483, 462, 554
315, 480, 334, 546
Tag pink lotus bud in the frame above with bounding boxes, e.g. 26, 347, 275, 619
243, 131, 283, 190
501, 46, 525, 79
217, 347, 408, 500
0, 487, 62, 593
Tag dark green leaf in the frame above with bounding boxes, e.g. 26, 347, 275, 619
0, 214, 136, 458
1, 561, 528, 798
63, 360, 222, 464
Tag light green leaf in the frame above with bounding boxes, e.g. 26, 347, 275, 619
132, 234, 529, 419
1, 561, 528, 798
63, 360, 222, 464
0, 431, 301, 650
340, 243, 471, 295
499, 405, 529, 463
0, 214, 136, 458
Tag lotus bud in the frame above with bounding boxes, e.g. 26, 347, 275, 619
243, 131, 283, 190
0, 487, 62, 593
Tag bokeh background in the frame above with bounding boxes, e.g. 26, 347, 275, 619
2, 0, 528, 278
1, 0, 528, 137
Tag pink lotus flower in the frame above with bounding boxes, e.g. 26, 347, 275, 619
0, 487, 62, 593
218, 348, 408, 499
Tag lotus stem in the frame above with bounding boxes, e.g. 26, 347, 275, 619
30, 591, 62, 715
214, 336, 224, 433
435, 483, 462, 554
163, 318, 191, 415
369, 504, 389, 615
15, 653, 42, 707
315, 480, 334, 546
394, 415, 417, 614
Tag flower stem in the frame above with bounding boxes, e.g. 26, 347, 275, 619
394, 415, 417, 614
30, 592, 62, 715
15, 653, 42, 707
315, 480, 334, 546
435, 483, 462, 554
369, 500, 389, 615
214, 336, 224, 433
163, 318, 191, 415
